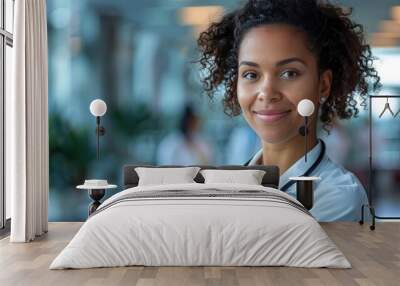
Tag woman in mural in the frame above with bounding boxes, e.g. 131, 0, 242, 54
197, 0, 380, 221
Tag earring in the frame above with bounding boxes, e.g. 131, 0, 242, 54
319, 97, 327, 104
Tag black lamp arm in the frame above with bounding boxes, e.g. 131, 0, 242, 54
96, 116, 106, 136
95, 116, 106, 160
298, 116, 309, 162
305, 116, 308, 162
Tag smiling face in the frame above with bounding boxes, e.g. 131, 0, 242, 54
237, 24, 331, 144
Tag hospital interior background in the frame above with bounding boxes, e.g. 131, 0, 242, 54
36, 0, 400, 221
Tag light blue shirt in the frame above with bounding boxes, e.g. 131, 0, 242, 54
248, 139, 368, 221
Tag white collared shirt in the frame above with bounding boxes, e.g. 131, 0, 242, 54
247, 139, 368, 221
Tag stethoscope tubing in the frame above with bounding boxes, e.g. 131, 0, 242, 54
244, 139, 326, 193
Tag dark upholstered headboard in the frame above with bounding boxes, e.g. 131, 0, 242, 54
123, 165, 280, 189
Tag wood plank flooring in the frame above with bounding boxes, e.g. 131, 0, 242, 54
0, 222, 399, 286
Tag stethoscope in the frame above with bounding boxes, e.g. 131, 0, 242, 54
244, 139, 326, 192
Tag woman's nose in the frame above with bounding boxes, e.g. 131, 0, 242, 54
257, 78, 282, 103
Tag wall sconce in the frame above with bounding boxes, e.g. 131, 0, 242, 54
297, 99, 315, 162
89, 99, 107, 160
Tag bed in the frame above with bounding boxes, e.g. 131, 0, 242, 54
49, 165, 350, 269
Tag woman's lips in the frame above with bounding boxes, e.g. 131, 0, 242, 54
253, 110, 291, 123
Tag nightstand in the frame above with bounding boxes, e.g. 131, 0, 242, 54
76, 181, 117, 216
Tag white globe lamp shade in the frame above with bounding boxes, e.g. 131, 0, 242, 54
297, 99, 315, 117
90, 99, 107, 117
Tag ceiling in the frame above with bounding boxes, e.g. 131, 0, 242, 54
86, 0, 398, 30
80, 0, 400, 46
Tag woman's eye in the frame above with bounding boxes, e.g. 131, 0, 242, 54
242, 71, 258, 80
280, 70, 299, 80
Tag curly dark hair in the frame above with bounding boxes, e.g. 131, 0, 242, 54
197, 0, 381, 133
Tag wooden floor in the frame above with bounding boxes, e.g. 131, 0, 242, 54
0, 222, 399, 286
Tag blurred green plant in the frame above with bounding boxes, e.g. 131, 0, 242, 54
108, 101, 163, 139
49, 102, 163, 189
49, 112, 95, 189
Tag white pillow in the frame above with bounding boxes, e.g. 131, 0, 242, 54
135, 167, 201, 186
200, 169, 266, 185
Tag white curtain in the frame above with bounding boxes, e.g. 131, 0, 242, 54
7, 0, 49, 242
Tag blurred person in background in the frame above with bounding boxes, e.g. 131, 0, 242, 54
225, 126, 261, 164
156, 104, 214, 165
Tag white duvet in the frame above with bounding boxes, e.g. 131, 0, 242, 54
50, 183, 351, 269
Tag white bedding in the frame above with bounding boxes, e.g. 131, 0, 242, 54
50, 183, 351, 269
